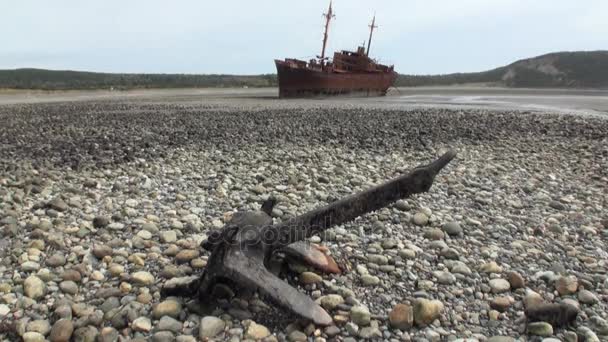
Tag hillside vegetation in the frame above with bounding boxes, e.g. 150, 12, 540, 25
398, 51, 608, 88
1, 51, 606, 90
0, 69, 276, 90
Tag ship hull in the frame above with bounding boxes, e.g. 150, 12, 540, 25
275, 60, 397, 98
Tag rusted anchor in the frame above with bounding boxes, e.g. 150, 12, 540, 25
163, 150, 456, 326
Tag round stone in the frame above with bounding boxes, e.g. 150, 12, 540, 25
319, 294, 344, 310
132, 317, 152, 332
300, 271, 322, 284
480, 261, 503, 273
26, 320, 51, 335
490, 296, 512, 312
23, 332, 46, 342
389, 304, 413, 330
24, 275, 46, 299
412, 212, 429, 226
245, 322, 271, 340
506, 271, 525, 289
49, 319, 74, 342
153, 299, 182, 318
424, 228, 444, 240
578, 289, 598, 305
92, 245, 113, 259
442, 221, 462, 236
489, 279, 511, 293
413, 299, 444, 326
131, 271, 155, 285
350, 305, 371, 326
360, 274, 380, 286
528, 322, 553, 336
59, 281, 79, 295
199, 316, 225, 339
556, 276, 578, 296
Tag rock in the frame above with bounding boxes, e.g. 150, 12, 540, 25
389, 304, 413, 330
487, 338, 516, 342
245, 322, 271, 340
350, 305, 371, 326
319, 294, 344, 310
399, 249, 416, 259
556, 276, 578, 296
175, 249, 199, 263
360, 274, 380, 286
589, 316, 608, 335
176, 336, 196, 342
132, 317, 152, 332
442, 221, 462, 236
98, 327, 119, 342
157, 316, 183, 333
412, 212, 429, 226
48, 198, 68, 212
72, 326, 99, 342
549, 200, 566, 210
199, 316, 225, 339
161, 231, 177, 243
490, 296, 512, 312
413, 299, 444, 326
524, 289, 544, 308
136, 230, 153, 240
21, 261, 41, 271
288, 330, 308, 341
324, 325, 340, 337
578, 289, 598, 305
0, 304, 10, 316
59, 280, 78, 295
358, 320, 382, 339
480, 261, 503, 273
434, 271, 456, 284
152, 331, 175, 342
578, 326, 600, 342
142, 222, 159, 233
367, 254, 388, 265
153, 299, 182, 318
424, 228, 444, 240
93, 245, 113, 259
93, 216, 110, 228
489, 279, 511, 293
395, 200, 410, 211
49, 319, 74, 342
300, 271, 322, 284
451, 262, 472, 275
46, 253, 67, 267
528, 322, 553, 336
26, 320, 51, 335
24, 275, 46, 299
131, 271, 155, 285
61, 269, 82, 282
506, 271, 525, 289
23, 332, 46, 342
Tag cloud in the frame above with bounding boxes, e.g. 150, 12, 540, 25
1, 0, 606, 74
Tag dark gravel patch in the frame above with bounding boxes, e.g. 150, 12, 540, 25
1, 101, 607, 170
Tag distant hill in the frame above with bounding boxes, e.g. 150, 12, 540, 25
1, 51, 607, 90
397, 51, 608, 88
0, 68, 276, 90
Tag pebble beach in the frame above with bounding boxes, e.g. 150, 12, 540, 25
1, 94, 607, 342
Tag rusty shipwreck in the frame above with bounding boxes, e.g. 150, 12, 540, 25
275, 1, 397, 98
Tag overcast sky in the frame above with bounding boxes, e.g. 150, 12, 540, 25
1, 0, 606, 75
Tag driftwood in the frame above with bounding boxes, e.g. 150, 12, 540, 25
163, 150, 457, 325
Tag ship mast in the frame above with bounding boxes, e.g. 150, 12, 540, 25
366, 14, 377, 56
319, 1, 335, 60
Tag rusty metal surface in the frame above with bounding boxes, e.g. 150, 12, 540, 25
275, 59, 397, 98
163, 150, 456, 325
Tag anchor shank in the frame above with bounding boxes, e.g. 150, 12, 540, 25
265, 150, 456, 249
